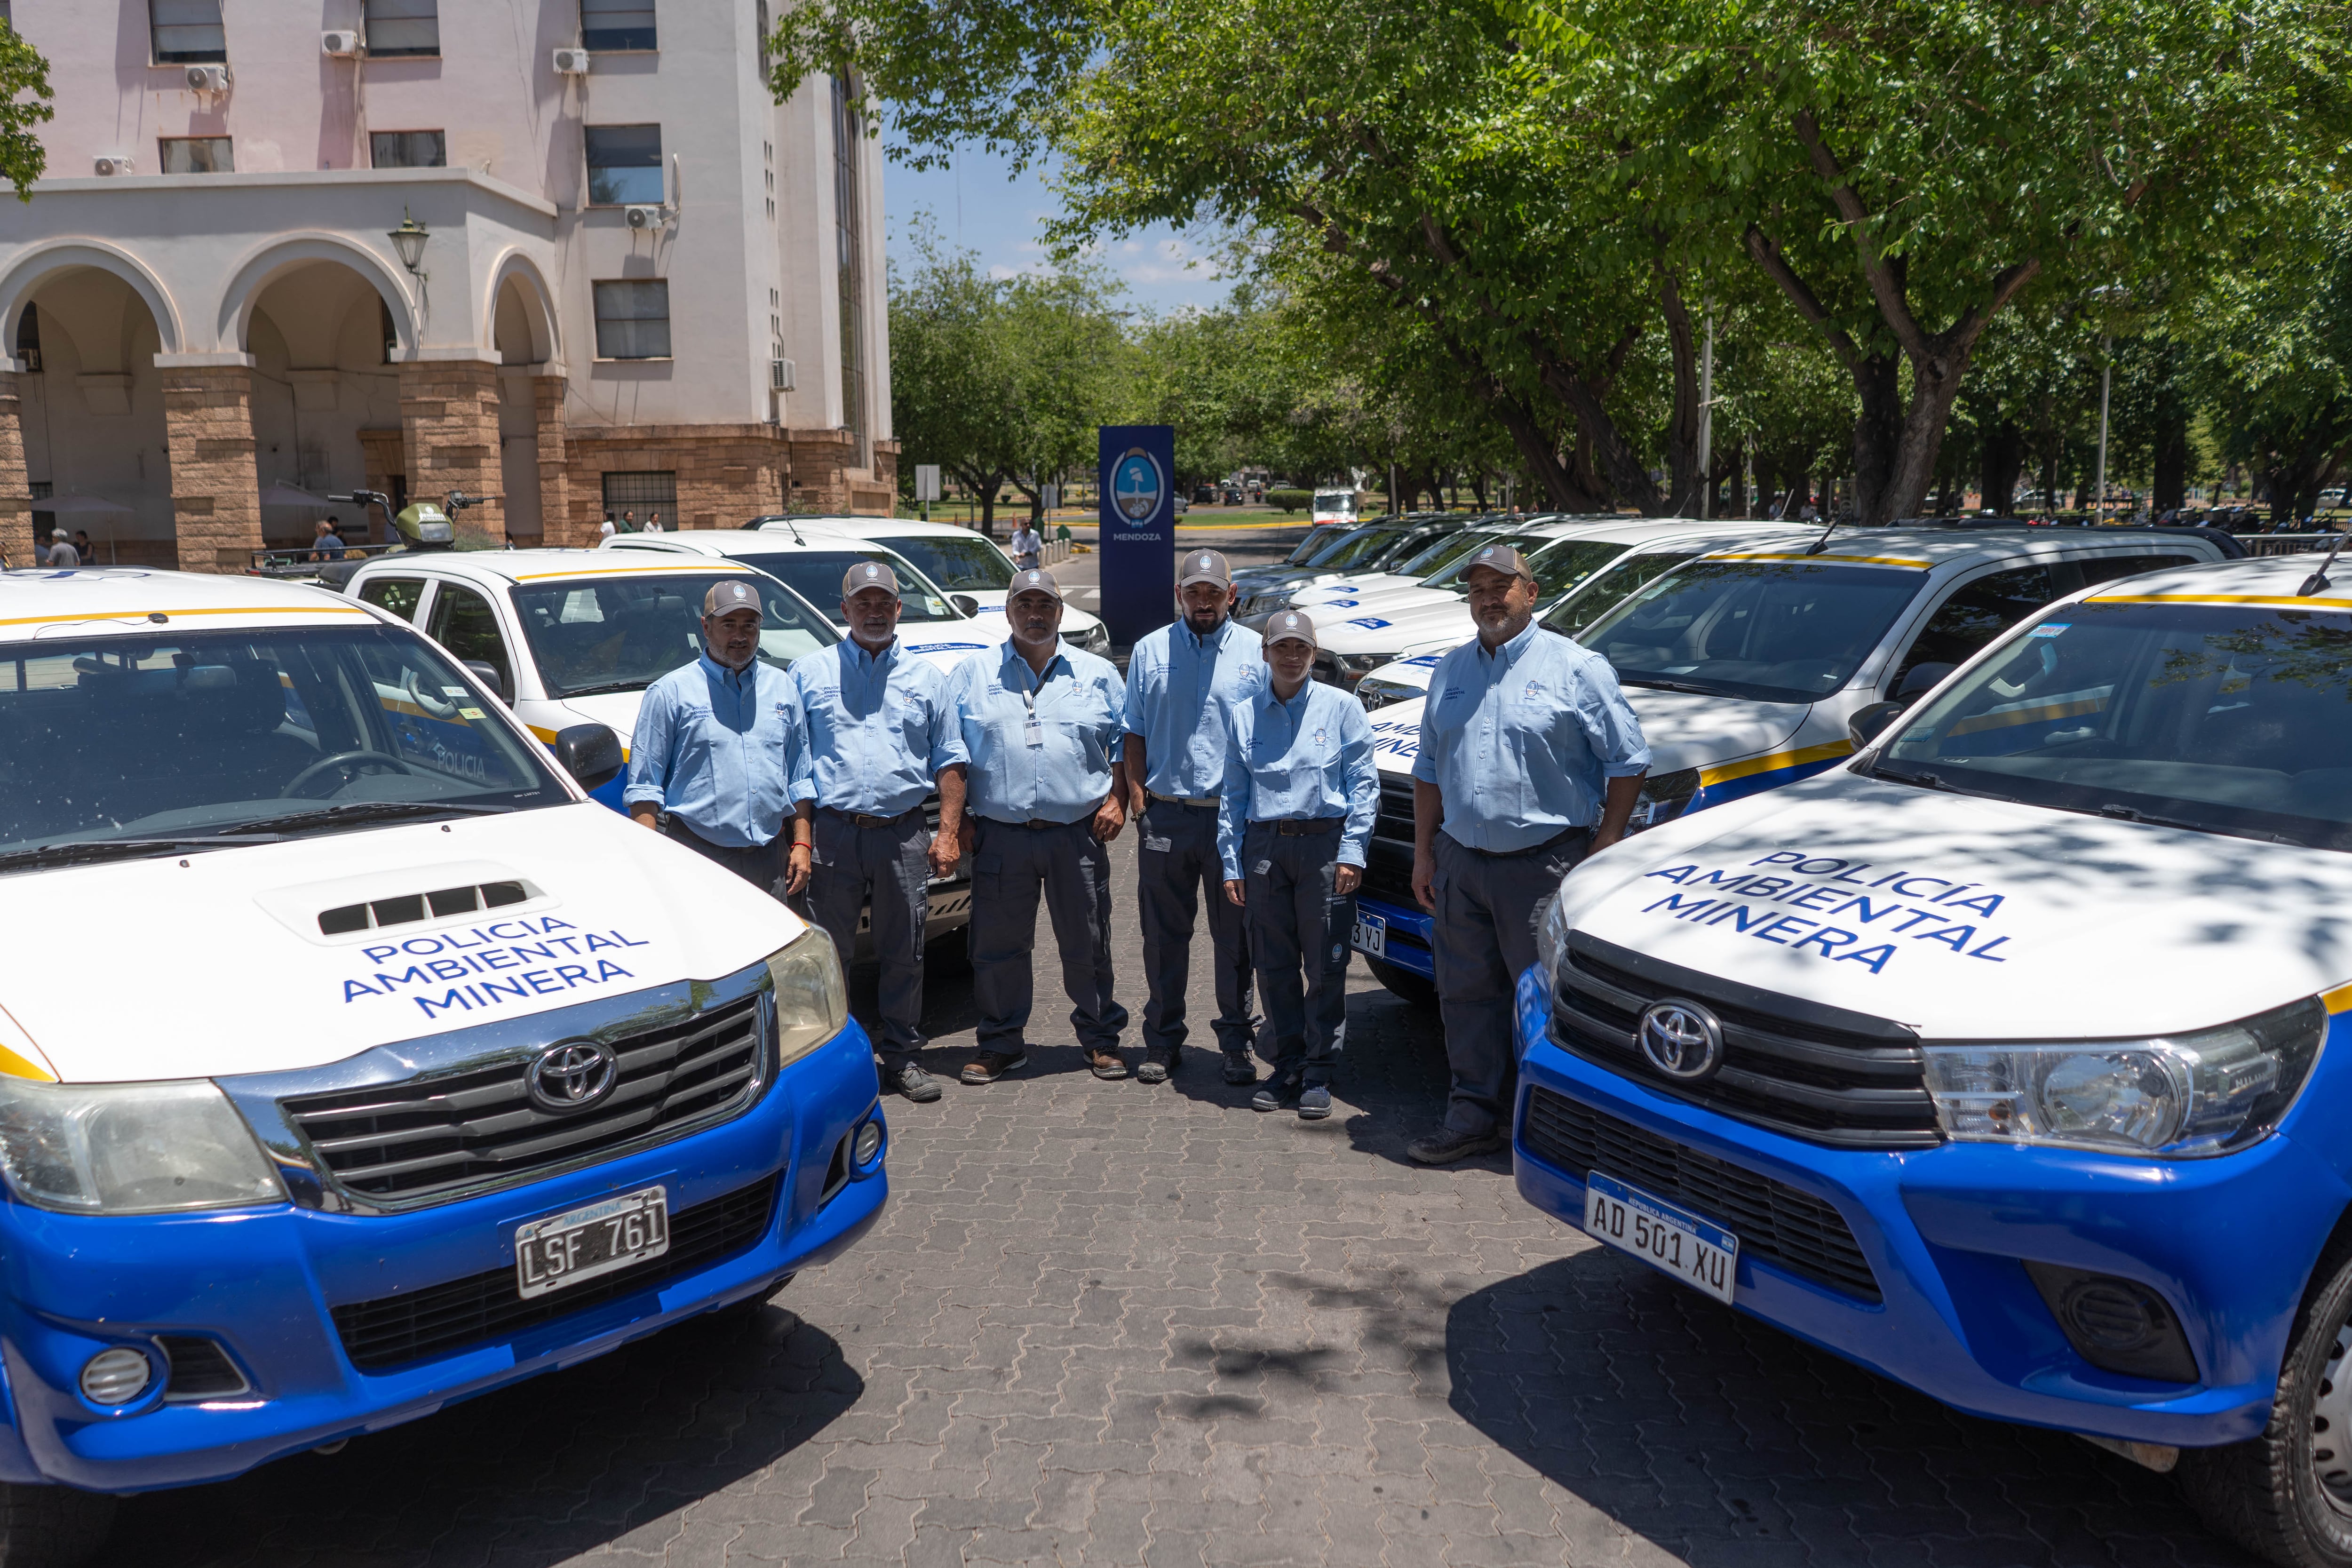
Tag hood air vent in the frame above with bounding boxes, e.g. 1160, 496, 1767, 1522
318, 879, 533, 936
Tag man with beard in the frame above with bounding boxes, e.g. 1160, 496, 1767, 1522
1119, 549, 1264, 1085
1405, 544, 1649, 1165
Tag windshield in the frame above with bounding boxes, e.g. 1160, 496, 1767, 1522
1307, 527, 1405, 571
1394, 529, 1504, 579
1285, 525, 1342, 564
1313, 492, 1354, 511
725, 551, 959, 626
1580, 559, 1926, 703
868, 533, 1014, 593
1543, 545, 1717, 639
1876, 599, 2352, 852
0, 626, 568, 863
1421, 532, 1568, 591
511, 572, 837, 700
1526, 540, 1632, 602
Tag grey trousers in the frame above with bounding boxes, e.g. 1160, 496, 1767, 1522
1136, 798, 1257, 1061
970, 817, 1129, 1056
665, 818, 783, 895
1243, 823, 1353, 1086
806, 807, 931, 1070
1430, 827, 1589, 1136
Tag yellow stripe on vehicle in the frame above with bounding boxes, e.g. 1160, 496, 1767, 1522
2088, 592, 2352, 612
1699, 739, 1854, 788
0, 1004, 57, 1082
1946, 695, 2107, 737
0, 604, 368, 629
2324, 982, 2352, 1015
1705, 552, 1934, 570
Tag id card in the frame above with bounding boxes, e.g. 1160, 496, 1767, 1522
1024, 714, 1044, 748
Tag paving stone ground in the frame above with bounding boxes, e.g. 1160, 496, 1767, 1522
98, 532, 2265, 1567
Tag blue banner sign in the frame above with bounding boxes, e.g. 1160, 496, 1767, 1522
1097, 424, 1175, 647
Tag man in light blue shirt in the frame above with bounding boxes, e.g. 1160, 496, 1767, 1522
1119, 548, 1264, 1086
786, 561, 969, 1103
1216, 611, 1378, 1120
627, 578, 813, 892
946, 568, 1132, 1085
1407, 544, 1649, 1165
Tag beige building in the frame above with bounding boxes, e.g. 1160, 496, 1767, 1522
0, 0, 895, 570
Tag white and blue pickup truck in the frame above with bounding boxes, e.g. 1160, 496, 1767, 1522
1514, 548, 2352, 1568
750, 517, 1113, 654
0, 568, 884, 1560
1348, 524, 2241, 1004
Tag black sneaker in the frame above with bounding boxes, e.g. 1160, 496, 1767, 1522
1251, 1078, 1302, 1113
1297, 1085, 1332, 1120
1406, 1127, 1505, 1165
1135, 1056, 1171, 1084
888, 1063, 943, 1103
1222, 1051, 1257, 1086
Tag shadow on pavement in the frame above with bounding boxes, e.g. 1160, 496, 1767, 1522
98, 1306, 862, 1568
1445, 1250, 2257, 1567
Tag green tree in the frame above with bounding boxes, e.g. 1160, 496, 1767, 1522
887, 225, 1021, 535
0, 14, 52, 199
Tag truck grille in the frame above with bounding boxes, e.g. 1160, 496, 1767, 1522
330, 1177, 778, 1371
1361, 775, 1419, 908
1520, 1088, 1880, 1302
1550, 933, 1941, 1150
282, 995, 767, 1204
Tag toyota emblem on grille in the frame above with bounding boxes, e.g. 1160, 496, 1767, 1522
1637, 1000, 1724, 1081
528, 1040, 618, 1112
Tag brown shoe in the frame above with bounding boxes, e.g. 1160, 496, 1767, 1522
961, 1049, 1028, 1085
1087, 1049, 1130, 1080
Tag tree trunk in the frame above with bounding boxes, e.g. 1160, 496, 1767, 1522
1848, 353, 1905, 524
1656, 267, 1704, 515
1484, 392, 1606, 510
2153, 413, 2189, 515
1469, 470, 1489, 509
1980, 421, 2025, 517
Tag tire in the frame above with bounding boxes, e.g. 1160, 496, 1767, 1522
1367, 957, 1438, 1010
0, 1484, 116, 1568
2181, 1241, 2352, 1566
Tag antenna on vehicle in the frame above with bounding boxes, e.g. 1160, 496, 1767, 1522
1803, 516, 1841, 556
2297, 526, 2350, 596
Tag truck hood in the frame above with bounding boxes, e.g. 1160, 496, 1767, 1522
1367, 687, 1808, 780
0, 804, 805, 1083
1320, 603, 1477, 653
1556, 773, 2352, 1039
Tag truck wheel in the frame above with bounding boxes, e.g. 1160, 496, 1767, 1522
1367, 958, 1437, 1010
2182, 1246, 2352, 1566
0, 1484, 116, 1568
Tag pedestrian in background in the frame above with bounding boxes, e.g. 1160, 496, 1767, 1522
1405, 544, 1649, 1165
626, 579, 813, 895
1121, 548, 1264, 1085
1009, 518, 1043, 570
1218, 611, 1377, 1119
44, 529, 76, 568
308, 518, 347, 561
947, 568, 1131, 1084
789, 561, 968, 1104
72, 529, 95, 564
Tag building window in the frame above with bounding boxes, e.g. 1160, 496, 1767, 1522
601, 472, 677, 526
380, 299, 398, 364
370, 131, 447, 169
593, 281, 671, 359
364, 0, 440, 58
831, 76, 867, 462
584, 125, 662, 206
12, 304, 38, 374
151, 0, 227, 63
159, 136, 235, 174
580, 0, 656, 51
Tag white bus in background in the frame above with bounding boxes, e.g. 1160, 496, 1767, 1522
1311, 489, 1361, 525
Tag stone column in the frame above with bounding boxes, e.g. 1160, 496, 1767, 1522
398, 355, 504, 542
158, 358, 265, 574
0, 371, 33, 568
532, 370, 578, 545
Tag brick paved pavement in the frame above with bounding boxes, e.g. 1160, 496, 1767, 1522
95, 535, 2264, 1566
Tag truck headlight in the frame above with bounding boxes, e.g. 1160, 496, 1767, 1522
1922, 997, 2326, 1158
0, 1079, 285, 1214
767, 924, 849, 1067
1534, 891, 1569, 987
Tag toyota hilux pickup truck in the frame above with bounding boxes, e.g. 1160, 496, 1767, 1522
0, 567, 885, 1563
1516, 548, 2352, 1568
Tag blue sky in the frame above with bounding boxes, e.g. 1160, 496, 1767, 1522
880, 142, 1229, 316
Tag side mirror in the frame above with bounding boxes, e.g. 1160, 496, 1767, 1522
463, 660, 510, 702
950, 594, 980, 617
551, 722, 625, 791
1848, 700, 1906, 750
1893, 661, 1956, 702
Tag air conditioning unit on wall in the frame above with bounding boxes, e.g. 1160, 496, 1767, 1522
770, 358, 795, 392
94, 156, 135, 177
624, 204, 663, 231
185, 64, 230, 93
321, 30, 362, 57
551, 46, 590, 75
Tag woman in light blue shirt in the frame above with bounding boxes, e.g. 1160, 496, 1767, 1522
1217, 611, 1379, 1119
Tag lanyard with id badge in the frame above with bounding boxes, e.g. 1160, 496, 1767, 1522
1015, 658, 1048, 748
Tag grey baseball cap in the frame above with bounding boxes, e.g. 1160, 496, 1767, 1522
1007, 567, 1065, 603
1263, 609, 1317, 649
703, 579, 762, 616
1461, 542, 1535, 582
842, 560, 900, 599
1178, 549, 1232, 589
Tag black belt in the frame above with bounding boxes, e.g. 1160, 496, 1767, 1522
980, 815, 1082, 830
1267, 817, 1343, 836
1458, 823, 1588, 860
819, 804, 923, 829
1146, 790, 1219, 808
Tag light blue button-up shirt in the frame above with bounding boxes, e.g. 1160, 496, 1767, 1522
1411, 619, 1650, 852
1123, 616, 1264, 798
947, 637, 1128, 825
1216, 679, 1380, 880
787, 638, 966, 817
625, 654, 810, 848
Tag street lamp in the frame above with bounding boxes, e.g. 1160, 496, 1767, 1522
388, 211, 429, 278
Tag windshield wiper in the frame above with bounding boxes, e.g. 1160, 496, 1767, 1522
2098, 803, 2291, 844
0, 835, 286, 872
200, 801, 517, 837
552, 679, 654, 699
1864, 761, 2030, 806
1621, 677, 1721, 696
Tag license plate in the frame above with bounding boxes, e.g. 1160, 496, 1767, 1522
514, 1184, 670, 1299
1351, 910, 1387, 959
1582, 1171, 1738, 1305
